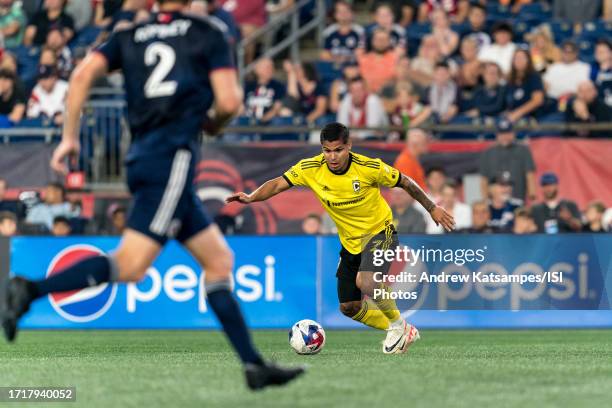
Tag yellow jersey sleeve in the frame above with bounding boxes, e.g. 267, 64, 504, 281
374, 159, 402, 188
283, 161, 309, 187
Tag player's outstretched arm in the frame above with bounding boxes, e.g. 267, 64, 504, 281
51, 52, 108, 174
397, 173, 456, 232
205, 69, 243, 136
226, 176, 292, 204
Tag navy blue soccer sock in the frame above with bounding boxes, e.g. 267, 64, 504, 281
33, 255, 117, 298
206, 280, 264, 366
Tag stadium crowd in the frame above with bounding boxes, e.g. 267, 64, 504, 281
0, 0, 610, 236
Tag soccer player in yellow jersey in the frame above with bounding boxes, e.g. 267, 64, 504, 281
227, 123, 455, 354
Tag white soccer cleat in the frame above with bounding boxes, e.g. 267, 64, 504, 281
382, 319, 420, 354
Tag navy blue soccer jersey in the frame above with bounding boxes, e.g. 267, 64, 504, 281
96, 12, 234, 160
323, 24, 365, 59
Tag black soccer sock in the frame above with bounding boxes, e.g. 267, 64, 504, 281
33, 255, 118, 298
206, 280, 264, 366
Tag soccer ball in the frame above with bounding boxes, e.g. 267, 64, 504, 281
288, 319, 326, 355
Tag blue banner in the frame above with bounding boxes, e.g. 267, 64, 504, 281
8, 235, 612, 329
12, 237, 317, 329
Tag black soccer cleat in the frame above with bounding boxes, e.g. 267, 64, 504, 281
1, 277, 37, 342
244, 361, 305, 391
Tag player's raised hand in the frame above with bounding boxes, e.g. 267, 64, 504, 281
226, 192, 253, 204
50, 139, 80, 175
430, 205, 456, 232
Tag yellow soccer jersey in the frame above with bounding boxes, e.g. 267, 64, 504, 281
283, 152, 401, 254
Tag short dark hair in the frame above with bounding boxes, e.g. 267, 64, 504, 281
53, 216, 70, 226
596, 39, 611, 49
301, 62, 319, 82
514, 207, 533, 219
435, 61, 450, 70
48, 182, 66, 195
320, 122, 350, 144
426, 166, 446, 177
470, 3, 486, 13
562, 40, 578, 52
492, 22, 513, 36
0, 211, 17, 223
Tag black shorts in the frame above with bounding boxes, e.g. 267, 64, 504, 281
126, 148, 212, 245
336, 225, 399, 303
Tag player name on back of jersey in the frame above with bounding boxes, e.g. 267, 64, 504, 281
134, 19, 192, 43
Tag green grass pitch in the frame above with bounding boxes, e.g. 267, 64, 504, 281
1, 330, 611, 408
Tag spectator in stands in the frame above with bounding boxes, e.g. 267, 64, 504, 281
108, 0, 149, 32
320, 1, 364, 64
466, 62, 506, 119
393, 128, 428, 190
505, 49, 545, 123
108, 204, 126, 235
488, 174, 522, 231
0, 178, 18, 214
512, 207, 537, 234
395, 0, 418, 26
566, 80, 612, 138
356, 28, 401, 93
478, 22, 516, 75
544, 41, 590, 100
583, 201, 607, 233
427, 62, 457, 123
219, 0, 266, 63
282, 61, 327, 124
0, 0, 26, 48
461, 3, 490, 50
409, 35, 442, 89
380, 56, 422, 108
553, 0, 602, 23
65, 0, 92, 32
0, 69, 25, 126
455, 36, 481, 87
591, 39, 612, 107
531, 172, 582, 233
39, 46, 58, 68
366, 2, 405, 51
329, 62, 360, 114
302, 213, 322, 235
418, 0, 462, 23
25, 182, 79, 231
0, 211, 17, 236
460, 200, 497, 233
51, 215, 71, 236
526, 24, 561, 74
388, 81, 431, 135
44, 28, 72, 80
479, 119, 536, 202
0, 50, 17, 73
243, 58, 285, 123
426, 167, 446, 205
337, 76, 388, 140
24, 0, 75, 47
390, 188, 426, 233
27, 64, 68, 126
439, 182, 471, 231
430, 8, 459, 58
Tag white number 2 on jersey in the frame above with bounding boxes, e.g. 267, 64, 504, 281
144, 42, 177, 98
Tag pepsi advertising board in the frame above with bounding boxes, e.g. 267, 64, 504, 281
11, 237, 317, 329
7, 235, 612, 329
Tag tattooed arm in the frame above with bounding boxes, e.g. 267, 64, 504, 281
397, 173, 456, 231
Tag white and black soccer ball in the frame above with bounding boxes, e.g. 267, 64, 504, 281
288, 319, 326, 355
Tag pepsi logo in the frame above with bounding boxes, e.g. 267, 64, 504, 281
46, 245, 117, 323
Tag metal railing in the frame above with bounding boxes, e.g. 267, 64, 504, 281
236, 0, 327, 83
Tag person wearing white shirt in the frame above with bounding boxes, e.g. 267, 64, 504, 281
337, 76, 388, 140
477, 22, 516, 75
418, 182, 471, 233
543, 40, 591, 99
27, 64, 68, 126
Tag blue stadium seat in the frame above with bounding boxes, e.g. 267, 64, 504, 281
550, 21, 574, 44
580, 21, 608, 42
577, 40, 595, 63
518, 2, 552, 21
314, 60, 342, 95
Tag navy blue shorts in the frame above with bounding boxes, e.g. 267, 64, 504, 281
126, 148, 212, 245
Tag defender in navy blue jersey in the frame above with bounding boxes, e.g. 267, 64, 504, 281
1, 0, 303, 391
